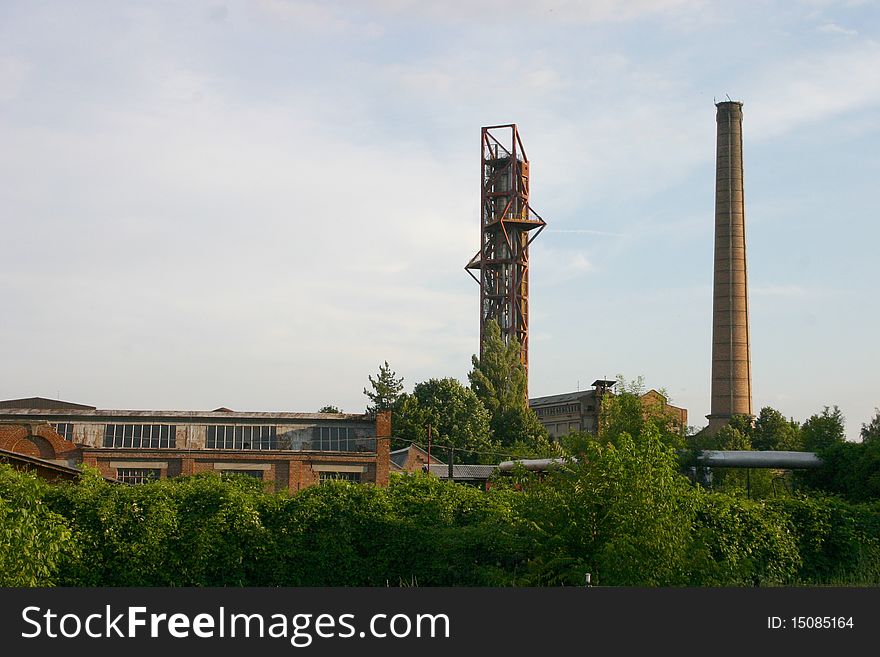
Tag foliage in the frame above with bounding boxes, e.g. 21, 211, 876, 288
0, 464, 73, 586
862, 408, 880, 444
727, 414, 755, 438
469, 319, 549, 450
3, 438, 880, 587
801, 406, 846, 452
798, 440, 880, 503
363, 360, 404, 416
598, 387, 685, 450
688, 492, 800, 585
767, 496, 880, 585
752, 406, 802, 451
319, 404, 341, 413
393, 378, 496, 464
517, 427, 695, 586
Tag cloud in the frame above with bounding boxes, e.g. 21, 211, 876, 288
816, 22, 858, 35
746, 41, 880, 139
257, 0, 705, 27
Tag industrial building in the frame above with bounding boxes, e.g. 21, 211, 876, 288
0, 397, 390, 490
529, 380, 688, 440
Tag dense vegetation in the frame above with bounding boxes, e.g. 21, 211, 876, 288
4, 330, 878, 587
3, 421, 879, 587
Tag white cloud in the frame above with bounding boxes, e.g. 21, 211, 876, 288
259, 0, 706, 26
817, 22, 858, 35
746, 42, 880, 139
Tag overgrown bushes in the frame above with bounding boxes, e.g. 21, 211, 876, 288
2, 439, 879, 587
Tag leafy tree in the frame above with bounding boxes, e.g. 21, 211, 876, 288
393, 378, 495, 464
319, 405, 341, 413
469, 320, 548, 449
801, 406, 846, 452
518, 425, 696, 586
599, 384, 685, 449
728, 414, 755, 438
363, 360, 404, 416
861, 408, 880, 444
750, 406, 802, 451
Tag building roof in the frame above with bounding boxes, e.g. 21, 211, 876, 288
528, 390, 596, 406
0, 447, 117, 483
390, 443, 446, 468
427, 463, 497, 481
0, 406, 371, 423
0, 397, 96, 410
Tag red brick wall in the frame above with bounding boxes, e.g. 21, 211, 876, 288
0, 422, 80, 460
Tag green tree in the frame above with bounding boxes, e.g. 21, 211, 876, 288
599, 381, 685, 449
861, 408, 880, 444
801, 406, 846, 452
752, 406, 802, 451
363, 360, 404, 416
728, 414, 755, 438
393, 378, 495, 464
319, 405, 341, 413
518, 425, 696, 586
468, 319, 548, 449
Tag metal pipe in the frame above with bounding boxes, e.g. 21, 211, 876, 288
498, 451, 823, 472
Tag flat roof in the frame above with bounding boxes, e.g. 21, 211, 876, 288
529, 390, 596, 406
0, 408, 371, 422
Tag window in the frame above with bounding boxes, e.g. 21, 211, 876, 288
219, 469, 263, 480
207, 425, 277, 450
52, 423, 74, 441
319, 471, 362, 483
314, 426, 358, 451
116, 468, 161, 484
104, 424, 176, 448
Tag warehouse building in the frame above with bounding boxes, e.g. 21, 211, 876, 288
529, 380, 687, 440
0, 397, 390, 491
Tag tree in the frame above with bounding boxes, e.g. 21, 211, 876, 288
599, 383, 685, 449
363, 361, 404, 416
801, 406, 846, 452
468, 320, 548, 449
393, 378, 495, 464
319, 405, 341, 413
861, 408, 880, 444
752, 407, 802, 451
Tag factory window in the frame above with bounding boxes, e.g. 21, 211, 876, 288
103, 424, 176, 448
319, 471, 362, 484
116, 468, 161, 484
315, 426, 358, 451
219, 469, 264, 480
207, 425, 277, 450
52, 423, 74, 441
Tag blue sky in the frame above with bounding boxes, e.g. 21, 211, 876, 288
1, 0, 877, 438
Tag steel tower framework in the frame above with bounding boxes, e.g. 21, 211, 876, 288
466, 124, 546, 371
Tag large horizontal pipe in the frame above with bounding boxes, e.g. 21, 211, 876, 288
498, 450, 823, 473
690, 450, 822, 469
498, 458, 567, 472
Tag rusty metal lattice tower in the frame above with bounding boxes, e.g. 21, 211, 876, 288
465, 124, 546, 373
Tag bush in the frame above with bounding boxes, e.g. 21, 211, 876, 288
0, 464, 73, 586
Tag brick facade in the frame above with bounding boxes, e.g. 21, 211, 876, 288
0, 400, 391, 491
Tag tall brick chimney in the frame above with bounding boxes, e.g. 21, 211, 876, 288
707, 101, 752, 432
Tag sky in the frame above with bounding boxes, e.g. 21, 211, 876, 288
1, 0, 878, 438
